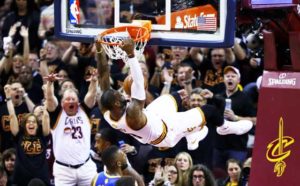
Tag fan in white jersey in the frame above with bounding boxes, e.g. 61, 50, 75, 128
96, 38, 253, 151
44, 71, 98, 186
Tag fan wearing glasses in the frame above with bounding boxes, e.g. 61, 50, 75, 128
188, 164, 217, 186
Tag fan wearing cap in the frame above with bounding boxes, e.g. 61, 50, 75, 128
222, 66, 256, 124
213, 66, 256, 169
217, 66, 255, 133
222, 66, 241, 98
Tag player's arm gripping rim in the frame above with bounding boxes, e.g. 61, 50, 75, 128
120, 39, 147, 131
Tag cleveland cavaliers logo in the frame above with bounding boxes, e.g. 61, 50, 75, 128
266, 117, 295, 177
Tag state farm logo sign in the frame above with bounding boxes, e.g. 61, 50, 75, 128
268, 73, 296, 86
174, 13, 216, 31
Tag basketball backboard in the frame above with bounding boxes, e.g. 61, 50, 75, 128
54, 0, 236, 47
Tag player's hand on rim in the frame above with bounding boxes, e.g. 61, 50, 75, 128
120, 39, 135, 57
94, 35, 103, 53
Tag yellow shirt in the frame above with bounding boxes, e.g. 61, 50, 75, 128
226, 181, 238, 186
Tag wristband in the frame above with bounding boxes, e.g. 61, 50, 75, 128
23, 93, 28, 98
163, 82, 171, 90
5, 97, 11, 102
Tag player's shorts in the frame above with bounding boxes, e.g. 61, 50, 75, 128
146, 93, 180, 115
145, 94, 207, 149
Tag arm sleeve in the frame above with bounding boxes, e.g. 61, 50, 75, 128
127, 57, 145, 100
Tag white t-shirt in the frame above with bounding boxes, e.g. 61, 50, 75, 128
52, 107, 91, 164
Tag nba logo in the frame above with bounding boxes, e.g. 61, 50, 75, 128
69, 0, 80, 24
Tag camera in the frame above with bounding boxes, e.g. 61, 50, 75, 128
249, 47, 264, 67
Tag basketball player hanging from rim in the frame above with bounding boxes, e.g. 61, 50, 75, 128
96, 37, 253, 150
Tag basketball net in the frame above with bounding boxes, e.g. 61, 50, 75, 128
99, 20, 152, 62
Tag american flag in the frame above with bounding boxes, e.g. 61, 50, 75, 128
197, 15, 217, 31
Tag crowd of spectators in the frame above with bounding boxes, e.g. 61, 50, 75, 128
0, 0, 262, 185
